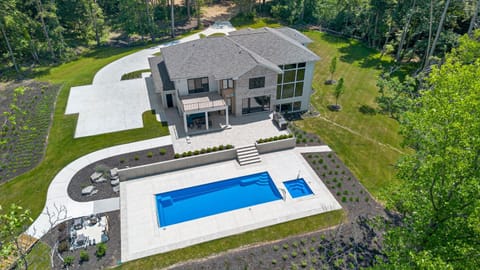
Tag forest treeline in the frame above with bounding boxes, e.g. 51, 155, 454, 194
266, 0, 479, 69
1, 0, 479, 75
0, 0, 199, 74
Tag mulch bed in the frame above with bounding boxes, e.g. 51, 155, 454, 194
0, 80, 59, 183
170, 138, 390, 269
41, 211, 121, 270
68, 145, 174, 202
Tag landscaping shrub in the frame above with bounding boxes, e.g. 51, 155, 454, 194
79, 250, 89, 262
134, 155, 139, 160
193, 150, 200, 155
57, 240, 69, 253
94, 164, 109, 175
256, 134, 294, 144
147, 151, 153, 158
64, 255, 74, 266
174, 153, 180, 159
96, 243, 107, 258
159, 148, 166, 155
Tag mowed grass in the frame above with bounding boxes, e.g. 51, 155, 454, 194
0, 45, 169, 219
297, 31, 404, 201
119, 210, 344, 269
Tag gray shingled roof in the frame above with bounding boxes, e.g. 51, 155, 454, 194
228, 27, 320, 65
160, 27, 319, 81
275, 27, 313, 44
148, 56, 175, 91
161, 37, 281, 80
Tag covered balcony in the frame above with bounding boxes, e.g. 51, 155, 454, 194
177, 91, 230, 134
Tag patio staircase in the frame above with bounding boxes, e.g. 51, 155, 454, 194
236, 144, 261, 166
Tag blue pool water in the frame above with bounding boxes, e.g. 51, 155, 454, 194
283, 179, 314, 198
156, 172, 282, 227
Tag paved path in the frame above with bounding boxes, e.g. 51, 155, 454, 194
27, 136, 172, 239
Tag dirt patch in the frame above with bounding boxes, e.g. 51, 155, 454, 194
0, 80, 59, 183
68, 145, 174, 202
202, 1, 239, 22
40, 211, 121, 269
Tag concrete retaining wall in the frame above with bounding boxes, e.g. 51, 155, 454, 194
118, 148, 237, 181
255, 137, 296, 154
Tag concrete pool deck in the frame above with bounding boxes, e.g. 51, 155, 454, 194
120, 146, 341, 262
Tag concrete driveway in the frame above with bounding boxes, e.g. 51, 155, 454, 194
67, 22, 236, 138
65, 79, 151, 138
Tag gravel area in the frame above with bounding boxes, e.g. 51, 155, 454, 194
68, 145, 174, 202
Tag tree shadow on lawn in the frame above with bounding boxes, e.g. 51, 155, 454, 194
338, 41, 392, 70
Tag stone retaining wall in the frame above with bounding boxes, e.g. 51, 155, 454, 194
255, 137, 296, 154
118, 148, 237, 181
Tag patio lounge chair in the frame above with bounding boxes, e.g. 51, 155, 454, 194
110, 168, 118, 178
111, 178, 120, 186
93, 176, 107, 183
90, 172, 102, 182
82, 186, 95, 195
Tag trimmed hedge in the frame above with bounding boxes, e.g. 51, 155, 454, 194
256, 134, 293, 144
174, 144, 234, 159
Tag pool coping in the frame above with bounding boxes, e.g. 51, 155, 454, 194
120, 146, 341, 262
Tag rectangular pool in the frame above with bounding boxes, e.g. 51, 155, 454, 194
155, 172, 282, 227
283, 178, 314, 198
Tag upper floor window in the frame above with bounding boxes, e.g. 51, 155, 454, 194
221, 79, 234, 89
249, 77, 265, 89
188, 77, 209, 94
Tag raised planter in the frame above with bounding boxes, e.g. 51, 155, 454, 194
255, 137, 296, 154
118, 148, 237, 181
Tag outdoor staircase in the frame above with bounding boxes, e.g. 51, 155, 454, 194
236, 144, 261, 166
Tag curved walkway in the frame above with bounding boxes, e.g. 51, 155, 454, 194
27, 136, 172, 239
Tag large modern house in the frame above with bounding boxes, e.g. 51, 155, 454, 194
149, 27, 319, 133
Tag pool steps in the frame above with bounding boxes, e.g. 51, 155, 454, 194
236, 145, 261, 166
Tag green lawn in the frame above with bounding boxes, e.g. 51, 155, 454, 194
0, 45, 169, 219
119, 210, 344, 269
121, 69, 151, 80
297, 31, 404, 201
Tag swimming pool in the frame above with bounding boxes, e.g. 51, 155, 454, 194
155, 172, 282, 227
283, 178, 314, 198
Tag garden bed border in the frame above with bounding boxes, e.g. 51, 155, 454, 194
118, 148, 237, 181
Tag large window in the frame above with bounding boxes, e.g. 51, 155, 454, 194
221, 79, 234, 89
275, 101, 302, 113
242, 95, 270, 114
188, 77, 209, 94
249, 77, 265, 89
276, 63, 306, 99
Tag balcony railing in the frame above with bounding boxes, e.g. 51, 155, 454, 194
177, 90, 226, 112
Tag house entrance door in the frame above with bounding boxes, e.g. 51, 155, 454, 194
166, 94, 174, 108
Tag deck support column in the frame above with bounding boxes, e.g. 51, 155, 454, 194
225, 107, 229, 126
205, 111, 209, 130
183, 113, 188, 133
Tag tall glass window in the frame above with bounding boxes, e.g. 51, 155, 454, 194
276, 63, 306, 99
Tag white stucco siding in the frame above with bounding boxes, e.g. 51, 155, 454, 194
234, 65, 279, 116
300, 61, 316, 111
208, 75, 219, 92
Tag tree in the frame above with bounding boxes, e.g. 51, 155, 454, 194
332, 77, 345, 110
329, 56, 337, 83
375, 73, 416, 120
380, 33, 480, 269
0, 204, 33, 270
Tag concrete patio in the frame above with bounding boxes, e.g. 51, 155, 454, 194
164, 109, 289, 153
